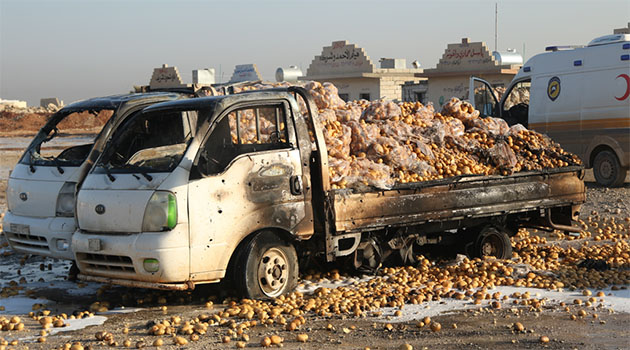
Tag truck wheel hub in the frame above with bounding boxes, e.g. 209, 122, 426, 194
480, 234, 503, 257
258, 248, 288, 297
599, 161, 612, 179
481, 242, 495, 256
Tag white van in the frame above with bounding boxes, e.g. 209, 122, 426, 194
470, 33, 630, 186
3, 93, 185, 260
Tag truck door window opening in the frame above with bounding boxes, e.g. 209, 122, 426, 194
197, 104, 291, 176
472, 83, 497, 117
98, 110, 197, 172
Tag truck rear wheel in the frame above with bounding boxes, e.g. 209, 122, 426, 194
593, 150, 626, 187
234, 231, 298, 299
474, 226, 512, 259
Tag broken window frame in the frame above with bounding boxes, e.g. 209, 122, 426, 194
193, 101, 295, 177
20, 107, 116, 167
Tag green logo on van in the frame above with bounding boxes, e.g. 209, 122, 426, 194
547, 76, 561, 101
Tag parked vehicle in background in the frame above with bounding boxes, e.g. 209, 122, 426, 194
470, 33, 630, 187
2, 92, 188, 260
72, 87, 584, 298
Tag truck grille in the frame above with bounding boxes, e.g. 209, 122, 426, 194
5, 232, 50, 252
77, 253, 136, 273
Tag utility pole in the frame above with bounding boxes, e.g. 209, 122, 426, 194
495, 2, 498, 52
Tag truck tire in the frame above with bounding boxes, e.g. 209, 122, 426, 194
474, 226, 512, 259
234, 231, 298, 299
593, 150, 626, 187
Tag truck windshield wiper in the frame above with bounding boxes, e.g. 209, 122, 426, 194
51, 156, 65, 174
118, 164, 153, 181
27, 150, 36, 173
139, 171, 153, 181
103, 166, 116, 182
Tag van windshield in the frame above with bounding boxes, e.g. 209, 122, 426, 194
21, 108, 114, 167
97, 110, 198, 173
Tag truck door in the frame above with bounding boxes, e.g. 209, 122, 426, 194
187, 101, 308, 281
469, 77, 500, 118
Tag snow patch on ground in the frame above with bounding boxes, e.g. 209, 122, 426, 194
47, 316, 108, 336
376, 286, 630, 323
0, 296, 49, 314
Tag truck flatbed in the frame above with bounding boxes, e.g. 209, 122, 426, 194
332, 166, 584, 232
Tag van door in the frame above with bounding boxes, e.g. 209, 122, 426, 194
187, 102, 307, 281
499, 79, 531, 127
469, 77, 499, 117
531, 73, 582, 157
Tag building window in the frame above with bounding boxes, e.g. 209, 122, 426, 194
338, 93, 349, 102
359, 93, 370, 101
414, 92, 425, 103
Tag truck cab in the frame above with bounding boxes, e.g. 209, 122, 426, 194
470, 33, 630, 186
72, 88, 317, 297
3, 93, 185, 260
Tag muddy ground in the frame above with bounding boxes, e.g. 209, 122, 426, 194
0, 141, 628, 350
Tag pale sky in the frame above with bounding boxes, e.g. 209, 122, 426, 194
1, 0, 628, 106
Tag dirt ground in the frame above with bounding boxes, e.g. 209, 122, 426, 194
0, 140, 629, 350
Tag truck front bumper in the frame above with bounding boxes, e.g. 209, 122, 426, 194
72, 226, 190, 285
2, 211, 75, 260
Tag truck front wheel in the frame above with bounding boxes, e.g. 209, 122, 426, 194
593, 150, 626, 187
474, 226, 512, 259
234, 231, 298, 299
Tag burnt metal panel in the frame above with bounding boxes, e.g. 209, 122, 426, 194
333, 169, 585, 232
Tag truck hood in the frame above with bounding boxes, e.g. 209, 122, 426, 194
76, 188, 155, 233
7, 164, 81, 217
77, 172, 171, 233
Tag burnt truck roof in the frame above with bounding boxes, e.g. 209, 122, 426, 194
142, 88, 294, 113
59, 92, 184, 113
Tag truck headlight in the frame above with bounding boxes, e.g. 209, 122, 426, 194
143, 258, 160, 272
56, 182, 76, 217
142, 191, 177, 232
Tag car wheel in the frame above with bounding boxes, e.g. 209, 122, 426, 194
593, 150, 626, 187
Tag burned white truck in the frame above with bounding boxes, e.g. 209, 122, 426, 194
3, 92, 187, 260
72, 87, 585, 298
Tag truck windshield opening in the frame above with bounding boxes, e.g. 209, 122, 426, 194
21, 108, 115, 167
98, 110, 198, 172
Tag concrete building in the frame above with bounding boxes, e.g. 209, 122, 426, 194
0, 99, 27, 109
301, 40, 424, 102
229, 64, 262, 83
614, 23, 630, 34
135, 64, 216, 93
40, 98, 63, 108
417, 38, 521, 107
401, 81, 429, 103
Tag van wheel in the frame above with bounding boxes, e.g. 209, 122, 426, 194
473, 226, 512, 259
593, 150, 626, 187
234, 231, 298, 299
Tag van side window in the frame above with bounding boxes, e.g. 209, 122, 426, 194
196, 104, 290, 176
